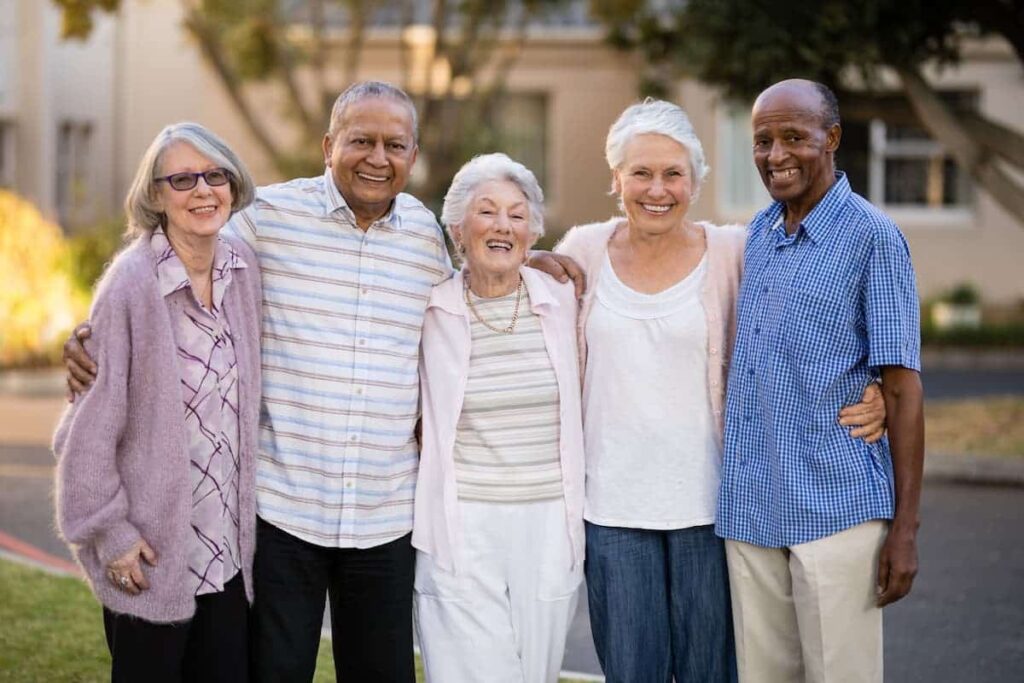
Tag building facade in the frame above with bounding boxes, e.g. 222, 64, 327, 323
6, 0, 1024, 306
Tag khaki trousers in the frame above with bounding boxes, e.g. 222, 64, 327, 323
725, 520, 887, 683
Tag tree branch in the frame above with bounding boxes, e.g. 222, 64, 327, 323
182, 9, 290, 173
897, 65, 1024, 223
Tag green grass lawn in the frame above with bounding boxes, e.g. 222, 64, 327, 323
0, 559, 590, 682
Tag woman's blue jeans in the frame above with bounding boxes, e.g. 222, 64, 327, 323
585, 522, 737, 683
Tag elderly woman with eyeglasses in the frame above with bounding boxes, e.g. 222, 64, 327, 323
413, 153, 584, 683
554, 100, 887, 682
53, 122, 261, 683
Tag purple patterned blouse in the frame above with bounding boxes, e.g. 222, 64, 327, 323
151, 229, 247, 596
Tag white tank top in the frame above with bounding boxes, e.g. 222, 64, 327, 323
582, 252, 721, 529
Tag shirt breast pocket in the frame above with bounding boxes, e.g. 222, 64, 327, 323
783, 289, 851, 364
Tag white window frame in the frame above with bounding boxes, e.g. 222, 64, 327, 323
715, 104, 974, 228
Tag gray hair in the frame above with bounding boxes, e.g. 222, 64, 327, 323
605, 98, 710, 199
124, 122, 255, 239
440, 153, 545, 255
328, 81, 419, 142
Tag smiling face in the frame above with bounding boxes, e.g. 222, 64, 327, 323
751, 83, 840, 214
613, 134, 693, 236
155, 141, 233, 243
323, 96, 418, 228
451, 180, 537, 280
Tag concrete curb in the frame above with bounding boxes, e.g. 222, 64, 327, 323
924, 452, 1024, 487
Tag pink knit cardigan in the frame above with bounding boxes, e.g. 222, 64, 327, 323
555, 217, 746, 449
53, 234, 262, 623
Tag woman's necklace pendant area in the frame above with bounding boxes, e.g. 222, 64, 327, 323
464, 275, 523, 335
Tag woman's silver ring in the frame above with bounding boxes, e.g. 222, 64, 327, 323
119, 575, 129, 588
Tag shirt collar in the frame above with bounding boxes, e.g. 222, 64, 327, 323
150, 229, 247, 307
763, 171, 852, 245
322, 167, 400, 230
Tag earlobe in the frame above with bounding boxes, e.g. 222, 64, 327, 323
322, 135, 333, 166
827, 124, 842, 152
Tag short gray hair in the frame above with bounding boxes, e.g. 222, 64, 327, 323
124, 122, 255, 239
440, 153, 545, 252
605, 98, 710, 199
328, 81, 419, 142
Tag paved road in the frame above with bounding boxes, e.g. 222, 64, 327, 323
922, 368, 1024, 400
4, 437, 1021, 681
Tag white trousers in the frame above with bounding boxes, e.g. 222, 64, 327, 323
414, 498, 582, 683
725, 520, 888, 683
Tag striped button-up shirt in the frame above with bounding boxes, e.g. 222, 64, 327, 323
716, 173, 920, 548
227, 169, 452, 548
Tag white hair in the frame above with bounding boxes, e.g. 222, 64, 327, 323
440, 153, 545, 251
605, 98, 710, 199
124, 122, 255, 238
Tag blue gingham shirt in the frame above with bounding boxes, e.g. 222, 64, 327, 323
716, 173, 920, 548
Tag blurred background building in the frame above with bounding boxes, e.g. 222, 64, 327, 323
4, 0, 1023, 307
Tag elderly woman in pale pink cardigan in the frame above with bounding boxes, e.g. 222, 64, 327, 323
53, 122, 261, 683
554, 99, 887, 683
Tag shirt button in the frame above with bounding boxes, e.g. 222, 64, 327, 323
710, 347, 718, 355
361, 288, 369, 295
344, 480, 354, 489
753, 327, 760, 335
358, 339, 367, 346
711, 379, 720, 387
349, 434, 359, 442
762, 285, 769, 294
355, 387, 364, 395
747, 368, 754, 376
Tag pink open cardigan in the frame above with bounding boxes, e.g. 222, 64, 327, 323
554, 217, 746, 450
53, 234, 262, 623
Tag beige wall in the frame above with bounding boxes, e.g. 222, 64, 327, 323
14, 0, 1024, 305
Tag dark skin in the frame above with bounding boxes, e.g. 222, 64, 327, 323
753, 80, 925, 607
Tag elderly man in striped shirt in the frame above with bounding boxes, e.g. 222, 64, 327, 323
716, 79, 925, 683
63, 81, 582, 683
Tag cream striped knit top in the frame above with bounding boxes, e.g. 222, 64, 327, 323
453, 287, 564, 503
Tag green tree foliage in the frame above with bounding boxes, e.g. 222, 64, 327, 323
54, 0, 568, 207
590, 0, 1024, 224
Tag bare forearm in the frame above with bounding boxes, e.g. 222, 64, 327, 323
881, 367, 924, 532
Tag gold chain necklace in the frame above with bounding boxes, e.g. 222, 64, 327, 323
464, 274, 523, 335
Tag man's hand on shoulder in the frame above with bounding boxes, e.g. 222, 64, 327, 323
63, 322, 96, 401
526, 251, 586, 298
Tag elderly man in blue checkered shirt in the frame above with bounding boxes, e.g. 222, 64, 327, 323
716, 79, 925, 683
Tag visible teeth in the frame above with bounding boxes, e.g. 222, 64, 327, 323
357, 172, 388, 182
190, 206, 217, 215
771, 169, 797, 179
641, 203, 671, 214
486, 240, 512, 250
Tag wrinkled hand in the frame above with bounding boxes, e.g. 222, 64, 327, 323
526, 251, 587, 298
63, 322, 96, 401
106, 539, 157, 596
839, 382, 886, 443
876, 525, 918, 606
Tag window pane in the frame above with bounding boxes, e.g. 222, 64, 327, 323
884, 158, 929, 205
838, 119, 869, 197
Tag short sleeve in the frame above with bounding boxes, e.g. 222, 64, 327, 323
865, 225, 921, 371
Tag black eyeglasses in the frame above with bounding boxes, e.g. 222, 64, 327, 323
155, 168, 233, 191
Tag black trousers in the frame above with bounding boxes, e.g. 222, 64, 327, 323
250, 518, 416, 683
103, 572, 249, 683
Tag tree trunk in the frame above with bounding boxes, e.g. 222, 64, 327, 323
896, 65, 1024, 224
